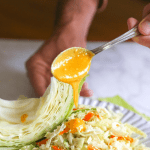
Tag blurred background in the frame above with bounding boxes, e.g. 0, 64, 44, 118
0, 0, 149, 41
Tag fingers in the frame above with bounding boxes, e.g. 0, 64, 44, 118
127, 17, 140, 42
127, 17, 139, 30
97, 0, 108, 13
127, 17, 150, 48
127, 4, 150, 36
143, 3, 150, 18
80, 82, 93, 97
131, 35, 150, 48
27, 71, 47, 97
137, 3, 150, 36
26, 54, 51, 97
138, 13, 150, 36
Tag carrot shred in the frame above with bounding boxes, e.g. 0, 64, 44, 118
109, 135, 133, 143
88, 144, 98, 150
52, 145, 64, 150
73, 108, 84, 111
83, 112, 94, 121
117, 137, 124, 140
59, 127, 69, 135
125, 136, 134, 143
110, 135, 115, 138
96, 114, 100, 119
36, 139, 48, 146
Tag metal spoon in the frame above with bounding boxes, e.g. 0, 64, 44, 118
91, 25, 140, 55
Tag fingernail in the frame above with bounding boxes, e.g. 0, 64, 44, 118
139, 18, 150, 35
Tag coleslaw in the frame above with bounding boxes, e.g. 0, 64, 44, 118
21, 105, 150, 150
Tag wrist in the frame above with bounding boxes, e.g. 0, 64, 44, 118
54, 22, 86, 48
53, 20, 87, 40
54, 0, 99, 37
38, 22, 86, 61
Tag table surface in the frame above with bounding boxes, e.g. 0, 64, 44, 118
0, 39, 150, 116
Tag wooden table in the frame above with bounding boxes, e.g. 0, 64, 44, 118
0, 0, 148, 41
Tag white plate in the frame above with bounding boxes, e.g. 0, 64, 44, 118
79, 97, 150, 147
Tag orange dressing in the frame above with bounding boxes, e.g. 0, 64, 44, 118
21, 114, 28, 123
59, 118, 86, 135
66, 118, 86, 133
52, 47, 94, 107
52, 146, 64, 150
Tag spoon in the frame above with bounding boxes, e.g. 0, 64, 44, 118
91, 25, 140, 55
51, 25, 140, 107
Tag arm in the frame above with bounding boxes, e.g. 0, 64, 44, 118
54, 0, 99, 34
26, 0, 100, 97
38, 0, 99, 61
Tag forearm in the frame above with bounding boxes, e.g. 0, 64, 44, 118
36, 0, 99, 61
54, 0, 99, 37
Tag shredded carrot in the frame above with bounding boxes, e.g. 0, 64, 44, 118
96, 114, 100, 119
125, 136, 134, 143
109, 141, 113, 146
21, 114, 28, 123
83, 112, 94, 121
109, 135, 133, 143
59, 127, 69, 135
36, 139, 48, 146
117, 137, 124, 140
73, 108, 83, 111
52, 145, 64, 150
88, 144, 99, 150
117, 136, 133, 143
109, 135, 115, 138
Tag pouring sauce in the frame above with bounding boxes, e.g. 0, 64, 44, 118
52, 47, 94, 107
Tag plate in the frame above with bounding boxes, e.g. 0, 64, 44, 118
79, 97, 150, 147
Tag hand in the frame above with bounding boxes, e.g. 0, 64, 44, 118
26, 0, 99, 98
26, 24, 93, 97
127, 3, 150, 48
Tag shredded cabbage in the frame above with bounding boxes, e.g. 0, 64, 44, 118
25, 105, 149, 150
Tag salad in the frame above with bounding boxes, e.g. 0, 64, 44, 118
21, 105, 150, 150
0, 77, 149, 149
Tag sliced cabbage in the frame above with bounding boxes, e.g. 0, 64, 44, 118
0, 76, 86, 148
73, 138, 85, 149
19, 144, 36, 150
0, 148, 19, 150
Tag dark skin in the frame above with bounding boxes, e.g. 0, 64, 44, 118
26, 1, 150, 98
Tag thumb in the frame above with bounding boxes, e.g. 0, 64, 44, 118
139, 13, 150, 36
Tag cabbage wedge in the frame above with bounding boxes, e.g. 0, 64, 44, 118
0, 77, 86, 148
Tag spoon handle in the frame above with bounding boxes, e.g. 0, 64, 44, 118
91, 25, 140, 55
